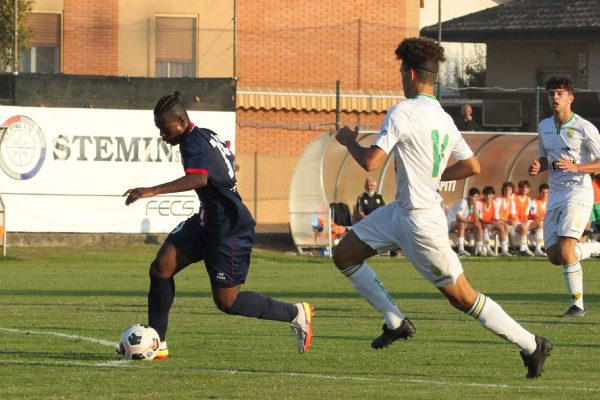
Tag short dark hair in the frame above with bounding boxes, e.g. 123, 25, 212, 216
154, 91, 187, 116
539, 183, 549, 191
518, 180, 530, 188
482, 186, 495, 195
468, 187, 480, 197
395, 37, 445, 84
502, 181, 515, 191
546, 76, 574, 94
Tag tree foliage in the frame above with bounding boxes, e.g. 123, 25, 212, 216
455, 45, 486, 88
0, 0, 33, 72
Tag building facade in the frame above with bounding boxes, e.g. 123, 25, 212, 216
19, 0, 421, 234
24, 0, 234, 78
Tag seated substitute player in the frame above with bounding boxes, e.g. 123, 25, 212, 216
530, 183, 549, 256
333, 37, 551, 379
123, 92, 313, 358
529, 76, 600, 317
479, 186, 511, 256
498, 181, 517, 251
447, 187, 484, 256
513, 180, 537, 256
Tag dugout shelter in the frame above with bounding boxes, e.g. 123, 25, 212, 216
289, 130, 543, 254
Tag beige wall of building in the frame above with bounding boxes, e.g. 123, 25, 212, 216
118, 0, 234, 78
32, 0, 234, 77
32, 0, 63, 10
487, 40, 600, 89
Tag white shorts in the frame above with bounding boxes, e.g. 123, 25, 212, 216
544, 203, 591, 248
352, 203, 464, 287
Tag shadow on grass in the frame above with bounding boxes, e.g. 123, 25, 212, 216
1, 289, 600, 305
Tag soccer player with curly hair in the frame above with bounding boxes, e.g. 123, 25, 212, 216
334, 37, 551, 378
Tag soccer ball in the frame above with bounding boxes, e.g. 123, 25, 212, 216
118, 324, 160, 360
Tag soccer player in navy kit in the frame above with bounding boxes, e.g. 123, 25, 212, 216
123, 92, 313, 358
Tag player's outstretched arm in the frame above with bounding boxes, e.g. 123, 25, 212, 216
124, 174, 207, 205
336, 126, 387, 171
441, 156, 480, 181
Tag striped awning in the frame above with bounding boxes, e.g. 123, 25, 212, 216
236, 87, 404, 113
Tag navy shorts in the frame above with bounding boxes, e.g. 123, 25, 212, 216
165, 214, 255, 288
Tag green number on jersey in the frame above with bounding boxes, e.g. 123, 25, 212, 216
431, 129, 449, 177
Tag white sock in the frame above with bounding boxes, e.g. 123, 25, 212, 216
535, 229, 543, 251
483, 229, 490, 244
341, 263, 404, 328
575, 242, 600, 261
563, 263, 584, 309
457, 237, 465, 252
468, 293, 536, 354
475, 241, 483, 253
519, 235, 528, 251
501, 240, 509, 252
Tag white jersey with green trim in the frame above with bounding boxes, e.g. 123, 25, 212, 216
373, 94, 474, 211
538, 113, 600, 210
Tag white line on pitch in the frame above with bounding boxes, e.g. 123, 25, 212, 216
2, 327, 600, 393
1, 357, 600, 393
0, 327, 118, 347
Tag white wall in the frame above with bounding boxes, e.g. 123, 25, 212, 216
0, 107, 235, 233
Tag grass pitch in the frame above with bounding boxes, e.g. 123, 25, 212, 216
1, 245, 600, 399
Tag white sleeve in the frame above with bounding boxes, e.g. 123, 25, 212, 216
530, 200, 538, 216
451, 130, 474, 161
538, 123, 547, 158
584, 122, 600, 160
456, 198, 468, 218
493, 198, 501, 220
372, 104, 410, 154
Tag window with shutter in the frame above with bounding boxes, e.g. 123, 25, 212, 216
155, 16, 196, 78
20, 13, 61, 73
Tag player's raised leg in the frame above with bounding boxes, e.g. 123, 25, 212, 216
439, 274, 552, 378
212, 284, 314, 354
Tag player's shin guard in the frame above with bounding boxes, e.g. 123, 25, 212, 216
468, 292, 536, 355
148, 276, 175, 341
341, 262, 404, 329
227, 291, 297, 321
562, 263, 584, 309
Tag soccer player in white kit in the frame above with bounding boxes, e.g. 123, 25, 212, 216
333, 37, 551, 379
529, 76, 600, 317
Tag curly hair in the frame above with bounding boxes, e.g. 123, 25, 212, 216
545, 76, 573, 94
395, 37, 445, 83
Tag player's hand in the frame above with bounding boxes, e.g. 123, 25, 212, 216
528, 159, 540, 176
556, 156, 579, 173
123, 187, 155, 205
335, 126, 359, 147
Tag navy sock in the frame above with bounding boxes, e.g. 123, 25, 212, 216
228, 291, 298, 322
148, 276, 175, 341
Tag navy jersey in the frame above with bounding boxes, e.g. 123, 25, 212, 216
179, 124, 255, 238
